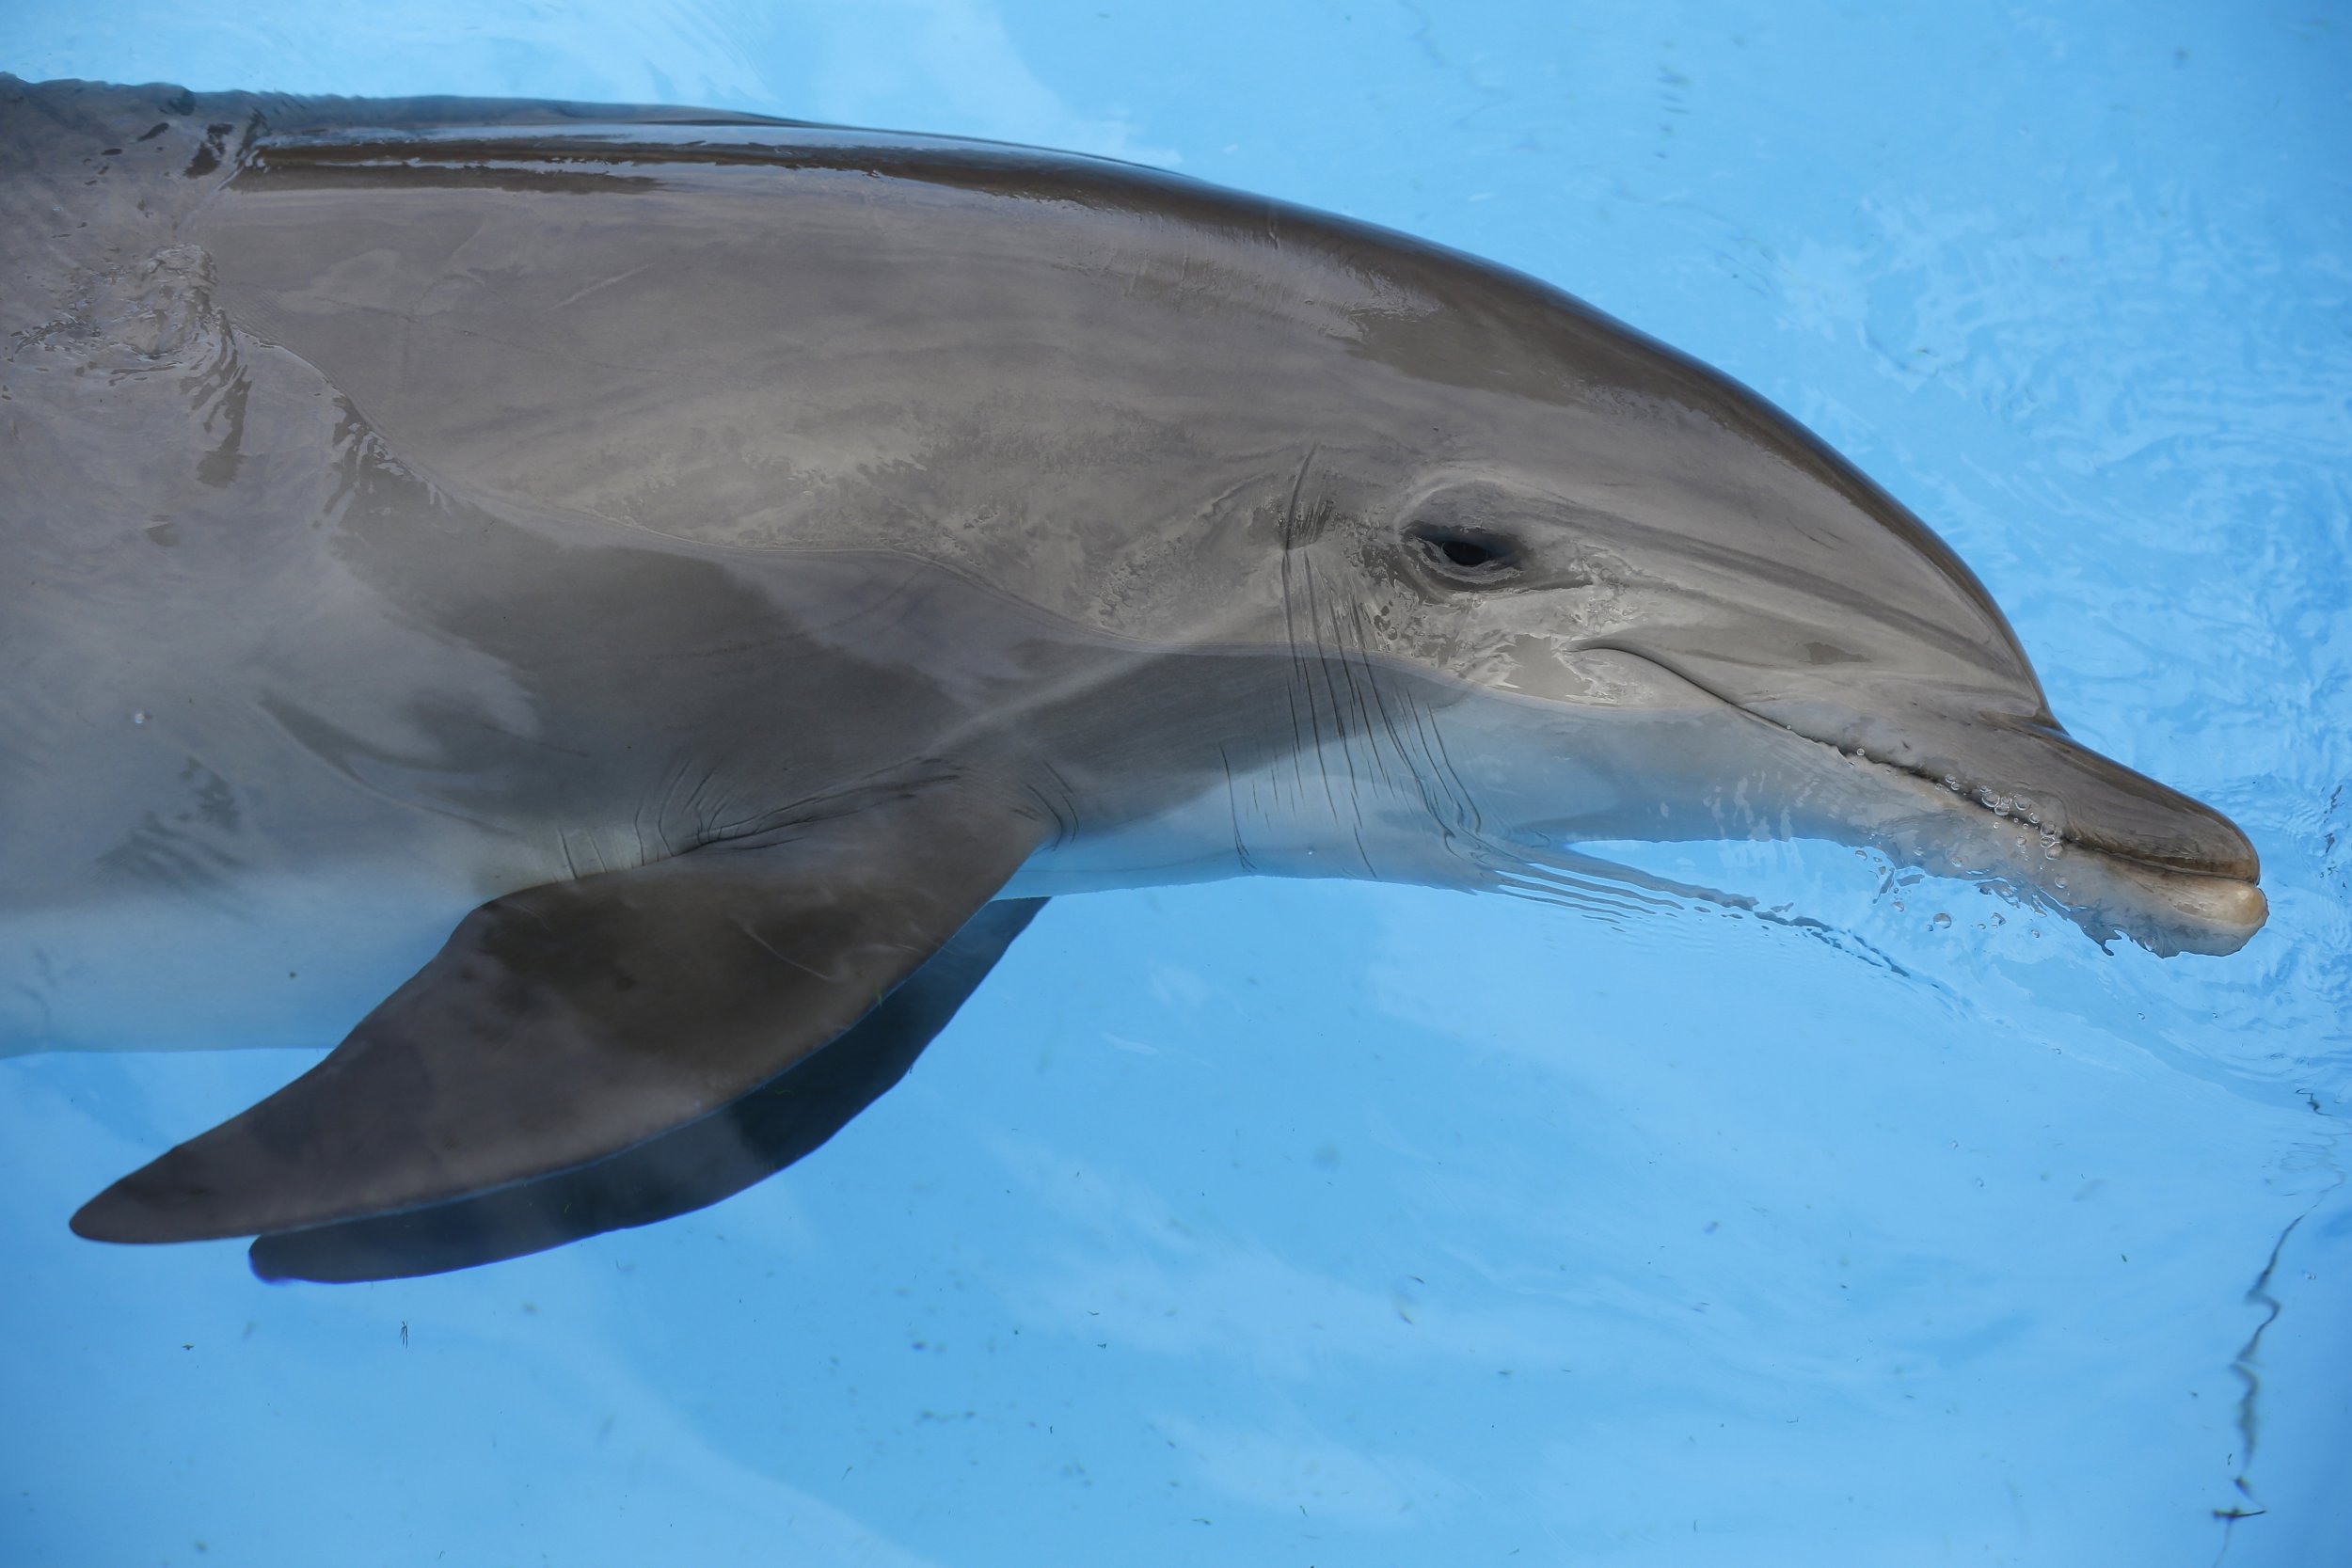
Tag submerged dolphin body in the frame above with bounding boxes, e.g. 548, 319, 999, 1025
1, 78, 2263, 1280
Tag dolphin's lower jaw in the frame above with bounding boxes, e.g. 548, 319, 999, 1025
1852, 760, 2268, 957
1556, 643, 2267, 956
1786, 724, 2266, 957
2072, 854, 2268, 958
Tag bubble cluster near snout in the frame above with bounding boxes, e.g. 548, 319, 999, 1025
1933, 772, 2068, 860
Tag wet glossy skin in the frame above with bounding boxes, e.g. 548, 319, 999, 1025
0, 75, 2265, 1073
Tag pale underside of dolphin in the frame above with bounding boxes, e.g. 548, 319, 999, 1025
0, 76, 2264, 1282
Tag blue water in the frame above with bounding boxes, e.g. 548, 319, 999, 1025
5, 3, 2347, 1564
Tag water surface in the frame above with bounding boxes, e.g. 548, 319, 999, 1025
3, 3, 2346, 1563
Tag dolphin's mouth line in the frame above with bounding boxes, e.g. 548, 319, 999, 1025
1579, 641, 2260, 889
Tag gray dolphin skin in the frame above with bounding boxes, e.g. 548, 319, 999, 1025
3, 77, 2264, 1280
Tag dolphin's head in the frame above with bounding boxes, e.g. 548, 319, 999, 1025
1325, 272, 2264, 956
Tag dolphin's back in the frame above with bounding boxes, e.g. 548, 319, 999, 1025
185, 107, 1372, 589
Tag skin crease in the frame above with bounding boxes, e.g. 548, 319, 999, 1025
0, 77, 2266, 1266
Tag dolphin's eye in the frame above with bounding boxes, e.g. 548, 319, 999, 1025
1407, 523, 1521, 583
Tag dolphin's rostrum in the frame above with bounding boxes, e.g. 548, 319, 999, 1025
0, 77, 2263, 1281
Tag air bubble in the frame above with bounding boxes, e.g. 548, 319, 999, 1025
131, 710, 150, 726
1931, 912, 1952, 929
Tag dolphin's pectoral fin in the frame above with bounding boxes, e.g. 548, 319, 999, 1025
72, 785, 1044, 1248
243, 897, 1048, 1283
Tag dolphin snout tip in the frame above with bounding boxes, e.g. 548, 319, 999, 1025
2095, 858, 2268, 958
2174, 869, 2268, 943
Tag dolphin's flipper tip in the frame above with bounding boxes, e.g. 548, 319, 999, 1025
72, 1130, 286, 1243
70, 1178, 168, 1244
240, 895, 1048, 1283
71, 790, 1041, 1264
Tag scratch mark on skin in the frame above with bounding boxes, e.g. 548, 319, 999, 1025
630, 785, 663, 868
1347, 599, 1464, 839
1311, 578, 1381, 874
1296, 555, 1345, 822
1278, 446, 1337, 820
1022, 755, 1081, 850
727, 916, 835, 985
7, 956, 58, 1042
1349, 601, 1434, 816
663, 759, 730, 851
1278, 444, 1319, 554
1217, 743, 1255, 874
1395, 659, 1485, 842
546, 262, 653, 313
689, 767, 982, 855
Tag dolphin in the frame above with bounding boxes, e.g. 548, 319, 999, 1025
1, 77, 2264, 1281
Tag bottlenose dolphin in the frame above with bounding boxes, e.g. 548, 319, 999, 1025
1, 77, 2264, 1281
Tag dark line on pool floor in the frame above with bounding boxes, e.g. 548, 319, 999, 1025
2210, 1090, 2346, 1566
